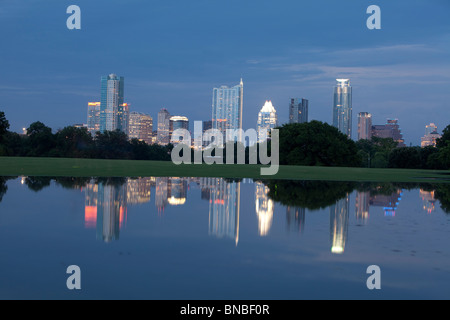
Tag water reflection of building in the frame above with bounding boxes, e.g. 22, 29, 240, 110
127, 177, 152, 205
370, 189, 403, 217
207, 178, 241, 246
84, 178, 154, 242
330, 194, 349, 254
155, 177, 169, 213
286, 207, 305, 233
167, 178, 187, 206
96, 182, 127, 243
420, 189, 436, 214
255, 182, 274, 236
355, 191, 370, 223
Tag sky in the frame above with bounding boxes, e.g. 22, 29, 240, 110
0, 0, 449, 145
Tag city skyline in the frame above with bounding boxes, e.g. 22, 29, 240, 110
1, 1, 449, 147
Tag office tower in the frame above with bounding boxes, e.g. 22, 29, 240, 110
421, 123, 441, 147
208, 178, 241, 246
203, 120, 212, 132
330, 194, 350, 254
255, 182, 274, 236
212, 79, 244, 140
333, 79, 353, 139
99, 74, 125, 133
128, 112, 153, 145
372, 119, 406, 147
87, 102, 101, 135
358, 112, 372, 140
156, 108, 171, 145
169, 116, 189, 144
257, 101, 278, 143
289, 98, 308, 124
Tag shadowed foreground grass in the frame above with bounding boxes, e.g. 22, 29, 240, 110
0, 157, 449, 183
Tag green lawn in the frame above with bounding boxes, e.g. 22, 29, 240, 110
0, 157, 449, 183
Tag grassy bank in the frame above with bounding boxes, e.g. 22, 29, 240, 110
0, 157, 448, 183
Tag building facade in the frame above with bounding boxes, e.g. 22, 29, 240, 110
357, 112, 372, 140
128, 112, 153, 145
169, 116, 189, 145
99, 74, 126, 133
87, 102, 101, 136
421, 123, 441, 147
156, 108, 171, 145
372, 119, 406, 147
289, 98, 308, 124
333, 79, 352, 139
212, 79, 244, 140
257, 101, 278, 143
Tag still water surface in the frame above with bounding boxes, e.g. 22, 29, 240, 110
0, 176, 449, 299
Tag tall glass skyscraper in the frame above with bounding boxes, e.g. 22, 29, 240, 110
212, 79, 244, 140
289, 98, 308, 124
87, 102, 101, 136
333, 79, 352, 139
99, 74, 125, 133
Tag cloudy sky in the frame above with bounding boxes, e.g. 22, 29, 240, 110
0, 0, 449, 145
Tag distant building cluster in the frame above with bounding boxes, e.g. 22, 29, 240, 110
84, 74, 438, 148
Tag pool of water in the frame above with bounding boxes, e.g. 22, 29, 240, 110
0, 176, 449, 299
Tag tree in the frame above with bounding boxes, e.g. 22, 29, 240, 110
26, 121, 56, 157
388, 147, 421, 169
0, 111, 10, 143
279, 121, 361, 167
94, 130, 131, 159
436, 125, 450, 148
55, 126, 94, 158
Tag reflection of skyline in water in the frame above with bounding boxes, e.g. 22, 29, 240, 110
202, 178, 240, 246
4, 176, 446, 249
255, 182, 274, 236
330, 194, 349, 255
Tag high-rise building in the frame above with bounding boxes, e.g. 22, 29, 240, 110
87, 102, 101, 136
257, 101, 278, 143
99, 74, 125, 133
169, 116, 189, 144
212, 79, 244, 140
156, 108, 171, 145
289, 98, 308, 124
372, 119, 406, 147
128, 112, 153, 145
358, 112, 372, 140
421, 123, 441, 147
333, 79, 352, 139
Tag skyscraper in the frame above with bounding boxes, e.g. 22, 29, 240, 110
128, 112, 153, 145
289, 98, 308, 124
372, 119, 406, 147
156, 108, 171, 145
358, 112, 372, 140
169, 116, 190, 145
257, 101, 278, 143
99, 74, 125, 133
421, 123, 441, 147
333, 79, 352, 139
212, 79, 244, 140
87, 102, 101, 136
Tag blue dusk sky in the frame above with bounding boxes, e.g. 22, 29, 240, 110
0, 0, 449, 145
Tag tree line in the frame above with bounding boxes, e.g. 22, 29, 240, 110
0, 111, 449, 169
0, 112, 172, 161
